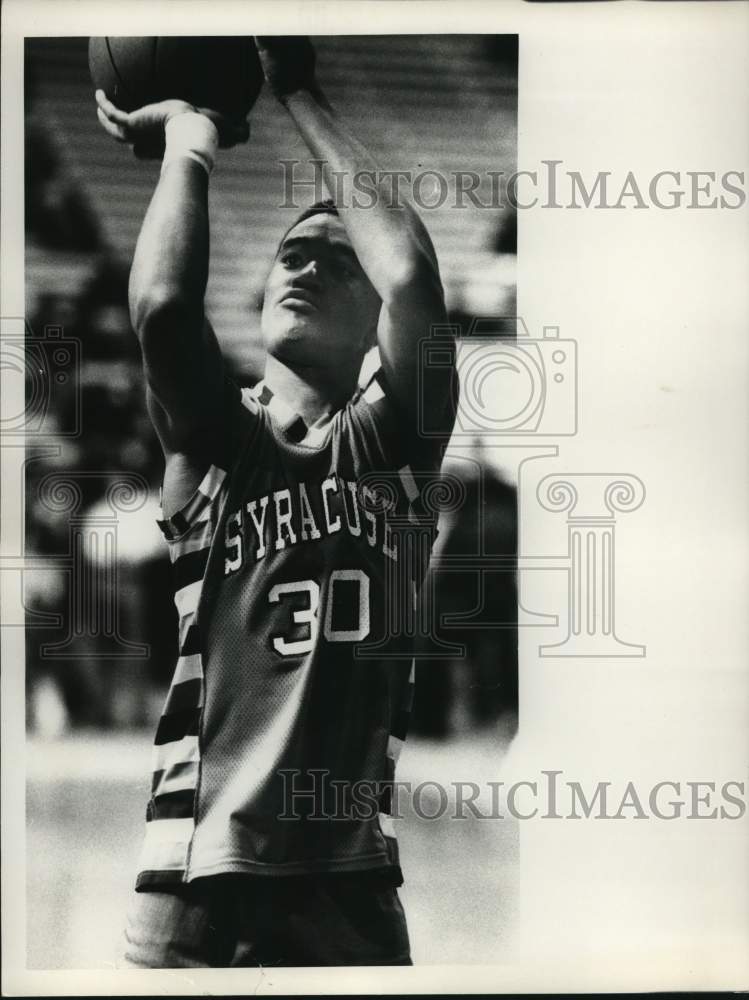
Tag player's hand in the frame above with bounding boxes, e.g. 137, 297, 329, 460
254, 36, 317, 104
95, 91, 250, 158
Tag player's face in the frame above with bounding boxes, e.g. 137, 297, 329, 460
261, 214, 380, 367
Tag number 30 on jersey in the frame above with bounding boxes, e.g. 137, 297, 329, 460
267, 569, 370, 656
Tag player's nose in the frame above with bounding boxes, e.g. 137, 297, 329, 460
295, 259, 323, 290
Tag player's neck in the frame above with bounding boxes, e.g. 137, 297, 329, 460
262, 355, 359, 426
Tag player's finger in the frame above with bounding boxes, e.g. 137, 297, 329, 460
96, 105, 129, 142
95, 89, 130, 125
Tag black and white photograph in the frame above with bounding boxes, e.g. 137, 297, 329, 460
2, 0, 748, 994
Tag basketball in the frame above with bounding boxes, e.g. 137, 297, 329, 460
88, 37, 264, 119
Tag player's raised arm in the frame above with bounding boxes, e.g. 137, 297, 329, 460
95, 92, 248, 463
255, 37, 457, 441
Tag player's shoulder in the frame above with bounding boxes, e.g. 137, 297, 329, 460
342, 363, 446, 473
158, 375, 265, 528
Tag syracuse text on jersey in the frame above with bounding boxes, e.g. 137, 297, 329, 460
222, 474, 401, 576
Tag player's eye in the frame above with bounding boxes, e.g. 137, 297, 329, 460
280, 251, 303, 268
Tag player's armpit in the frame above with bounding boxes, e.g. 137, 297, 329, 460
143, 313, 264, 513
351, 361, 456, 483
147, 369, 258, 517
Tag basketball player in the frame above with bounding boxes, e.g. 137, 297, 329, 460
96, 36, 457, 967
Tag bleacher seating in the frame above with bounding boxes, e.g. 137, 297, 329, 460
26, 36, 517, 366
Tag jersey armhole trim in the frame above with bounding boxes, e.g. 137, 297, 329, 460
358, 365, 447, 471
157, 464, 227, 542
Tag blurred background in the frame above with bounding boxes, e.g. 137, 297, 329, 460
23, 35, 519, 968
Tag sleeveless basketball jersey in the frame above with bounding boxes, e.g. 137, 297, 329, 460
135, 367, 443, 890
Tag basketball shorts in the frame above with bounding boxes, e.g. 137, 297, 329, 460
119, 872, 412, 967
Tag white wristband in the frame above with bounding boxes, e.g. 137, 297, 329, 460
161, 111, 219, 176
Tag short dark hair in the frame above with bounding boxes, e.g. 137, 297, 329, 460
276, 199, 339, 255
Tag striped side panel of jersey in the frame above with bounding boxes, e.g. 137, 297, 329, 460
376, 454, 435, 860
135, 464, 226, 887
378, 660, 416, 851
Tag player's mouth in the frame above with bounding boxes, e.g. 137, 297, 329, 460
280, 288, 319, 311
